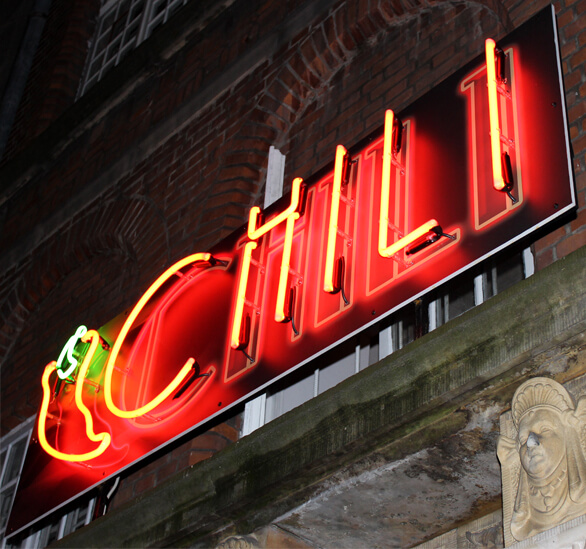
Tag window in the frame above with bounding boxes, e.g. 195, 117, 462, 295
79, 0, 190, 96
0, 418, 96, 549
0, 417, 34, 543
4, 499, 96, 549
244, 247, 534, 431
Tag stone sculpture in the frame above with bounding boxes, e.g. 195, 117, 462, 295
215, 534, 261, 549
497, 377, 586, 544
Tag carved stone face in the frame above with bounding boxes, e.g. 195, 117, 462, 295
518, 408, 565, 479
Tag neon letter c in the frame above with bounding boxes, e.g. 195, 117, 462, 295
104, 253, 213, 419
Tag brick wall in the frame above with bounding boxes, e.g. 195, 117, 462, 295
3, 0, 98, 159
532, 0, 586, 269
1, 0, 584, 517
109, 418, 241, 510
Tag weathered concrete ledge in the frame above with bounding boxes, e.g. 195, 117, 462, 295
53, 246, 586, 548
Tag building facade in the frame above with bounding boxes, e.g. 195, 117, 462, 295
0, 0, 584, 546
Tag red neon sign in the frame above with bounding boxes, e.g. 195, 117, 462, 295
7, 7, 575, 537
39, 330, 111, 462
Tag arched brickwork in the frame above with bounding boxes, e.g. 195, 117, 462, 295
0, 195, 168, 434
218, 0, 511, 208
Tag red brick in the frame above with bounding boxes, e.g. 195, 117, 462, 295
379, 0, 405, 20
334, 8, 357, 52
570, 204, 586, 232
211, 422, 240, 441
110, 484, 134, 509
570, 46, 586, 68
573, 132, 586, 156
561, 39, 578, 60
133, 473, 156, 495
534, 246, 555, 270
310, 26, 336, 71
576, 170, 586, 192
322, 15, 347, 62
556, 229, 586, 258
565, 70, 583, 90
536, 224, 567, 250
556, 8, 575, 28
563, 18, 586, 40
188, 450, 215, 466
156, 461, 179, 483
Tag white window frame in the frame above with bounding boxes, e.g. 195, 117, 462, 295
12, 499, 96, 549
1, 417, 97, 548
78, 0, 190, 97
0, 416, 35, 544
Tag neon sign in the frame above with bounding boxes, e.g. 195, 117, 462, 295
39, 330, 111, 462
55, 325, 88, 380
7, 7, 575, 537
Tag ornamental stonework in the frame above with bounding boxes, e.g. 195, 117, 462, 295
498, 377, 586, 545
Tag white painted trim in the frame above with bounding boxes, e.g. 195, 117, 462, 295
265, 146, 285, 208
522, 247, 534, 278
242, 146, 286, 436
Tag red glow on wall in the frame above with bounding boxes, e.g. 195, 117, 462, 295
7, 7, 575, 538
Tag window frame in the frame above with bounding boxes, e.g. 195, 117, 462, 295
78, 0, 190, 97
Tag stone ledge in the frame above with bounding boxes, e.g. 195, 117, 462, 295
508, 514, 586, 549
52, 246, 586, 548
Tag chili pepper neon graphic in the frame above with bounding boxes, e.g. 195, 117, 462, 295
38, 330, 111, 462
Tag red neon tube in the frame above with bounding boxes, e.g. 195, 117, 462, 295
485, 38, 506, 192
104, 253, 212, 419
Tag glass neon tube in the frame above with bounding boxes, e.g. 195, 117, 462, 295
232, 178, 304, 347
231, 241, 257, 349
485, 38, 506, 192
56, 325, 88, 380
379, 109, 396, 256
324, 145, 348, 293
104, 253, 212, 418
379, 219, 440, 258
275, 212, 300, 322
248, 177, 303, 240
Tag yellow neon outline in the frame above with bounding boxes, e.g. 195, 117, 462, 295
324, 145, 348, 293
104, 252, 211, 418
247, 177, 303, 240
379, 219, 440, 258
377, 111, 439, 259
231, 178, 304, 346
230, 241, 257, 349
38, 330, 111, 462
485, 39, 505, 191
379, 109, 395, 255
275, 212, 300, 322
